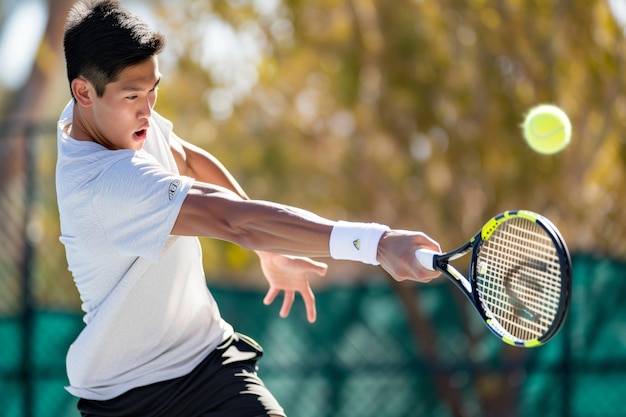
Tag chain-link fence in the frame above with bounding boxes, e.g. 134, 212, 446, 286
1, 123, 626, 417
0, 121, 79, 417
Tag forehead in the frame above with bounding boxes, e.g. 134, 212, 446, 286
111, 56, 161, 90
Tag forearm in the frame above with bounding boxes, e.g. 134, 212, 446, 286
173, 182, 334, 256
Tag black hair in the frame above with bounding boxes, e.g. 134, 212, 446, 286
63, 0, 165, 99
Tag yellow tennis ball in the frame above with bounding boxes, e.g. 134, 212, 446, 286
522, 104, 572, 155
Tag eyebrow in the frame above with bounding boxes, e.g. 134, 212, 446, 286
120, 77, 161, 92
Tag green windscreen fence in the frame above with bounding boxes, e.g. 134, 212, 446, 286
0, 253, 625, 417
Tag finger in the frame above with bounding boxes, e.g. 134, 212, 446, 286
416, 269, 441, 283
309, 261, 328, 277
280, 291, 295, 318
301, 286, 317, 323
301, 258, 328, 275
263, 288, 279, 305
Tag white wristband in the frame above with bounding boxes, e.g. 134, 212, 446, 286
329, 221, 390, 265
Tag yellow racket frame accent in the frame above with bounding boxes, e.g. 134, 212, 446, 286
481, 210, 540, 241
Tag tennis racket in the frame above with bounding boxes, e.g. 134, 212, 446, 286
416, 210, 572, 348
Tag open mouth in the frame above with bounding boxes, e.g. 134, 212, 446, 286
133, 129, 147, 140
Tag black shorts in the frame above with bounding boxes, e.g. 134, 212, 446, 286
77, 333, 286, 417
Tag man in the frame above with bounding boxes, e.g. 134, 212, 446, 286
57, 1, 441, 416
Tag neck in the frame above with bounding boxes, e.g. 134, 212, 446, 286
70, 104, 118, 150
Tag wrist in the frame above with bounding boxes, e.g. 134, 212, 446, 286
329, 221, 390, 265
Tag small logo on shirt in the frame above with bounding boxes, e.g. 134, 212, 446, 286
353, 239, 360, 250
168, 179, 181, 200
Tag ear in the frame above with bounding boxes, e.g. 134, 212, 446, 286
71, 78, 94, 107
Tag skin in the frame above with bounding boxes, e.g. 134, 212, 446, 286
68, 55, 442, 328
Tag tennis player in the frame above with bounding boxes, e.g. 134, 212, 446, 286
57, 1, 441, 416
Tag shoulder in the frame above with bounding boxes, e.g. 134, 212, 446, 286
91, 150, 192, 213
101, 150, 163, 179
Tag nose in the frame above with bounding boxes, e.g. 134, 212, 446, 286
138, 97, 153, 119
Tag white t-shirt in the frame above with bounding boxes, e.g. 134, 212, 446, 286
56, 101, 233, 400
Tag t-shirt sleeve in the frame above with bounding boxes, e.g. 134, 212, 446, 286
92, 152, 194, 261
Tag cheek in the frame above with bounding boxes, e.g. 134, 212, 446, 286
97, 105, 134, 136
108, 104, 135, 125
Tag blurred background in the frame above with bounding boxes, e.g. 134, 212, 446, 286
1, 0, 625, 416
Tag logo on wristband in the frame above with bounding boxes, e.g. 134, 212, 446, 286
353, 239, 361, 250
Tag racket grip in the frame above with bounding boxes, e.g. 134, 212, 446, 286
415, 248, 439, 271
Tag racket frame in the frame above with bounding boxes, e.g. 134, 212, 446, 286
426, 210, 572, 348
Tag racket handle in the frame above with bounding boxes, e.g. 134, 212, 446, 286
415, 248, 439, 271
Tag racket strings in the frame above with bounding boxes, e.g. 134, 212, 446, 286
476, 218, 562, 341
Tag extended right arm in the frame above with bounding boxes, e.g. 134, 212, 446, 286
172, 181, 442, 283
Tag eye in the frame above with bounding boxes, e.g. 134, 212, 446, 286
127, 95, 138, 100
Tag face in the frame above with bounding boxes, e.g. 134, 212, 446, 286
73, 56, 161, 151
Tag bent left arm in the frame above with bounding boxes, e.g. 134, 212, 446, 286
170, 132, 249, 198
169, 132, 328, 322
